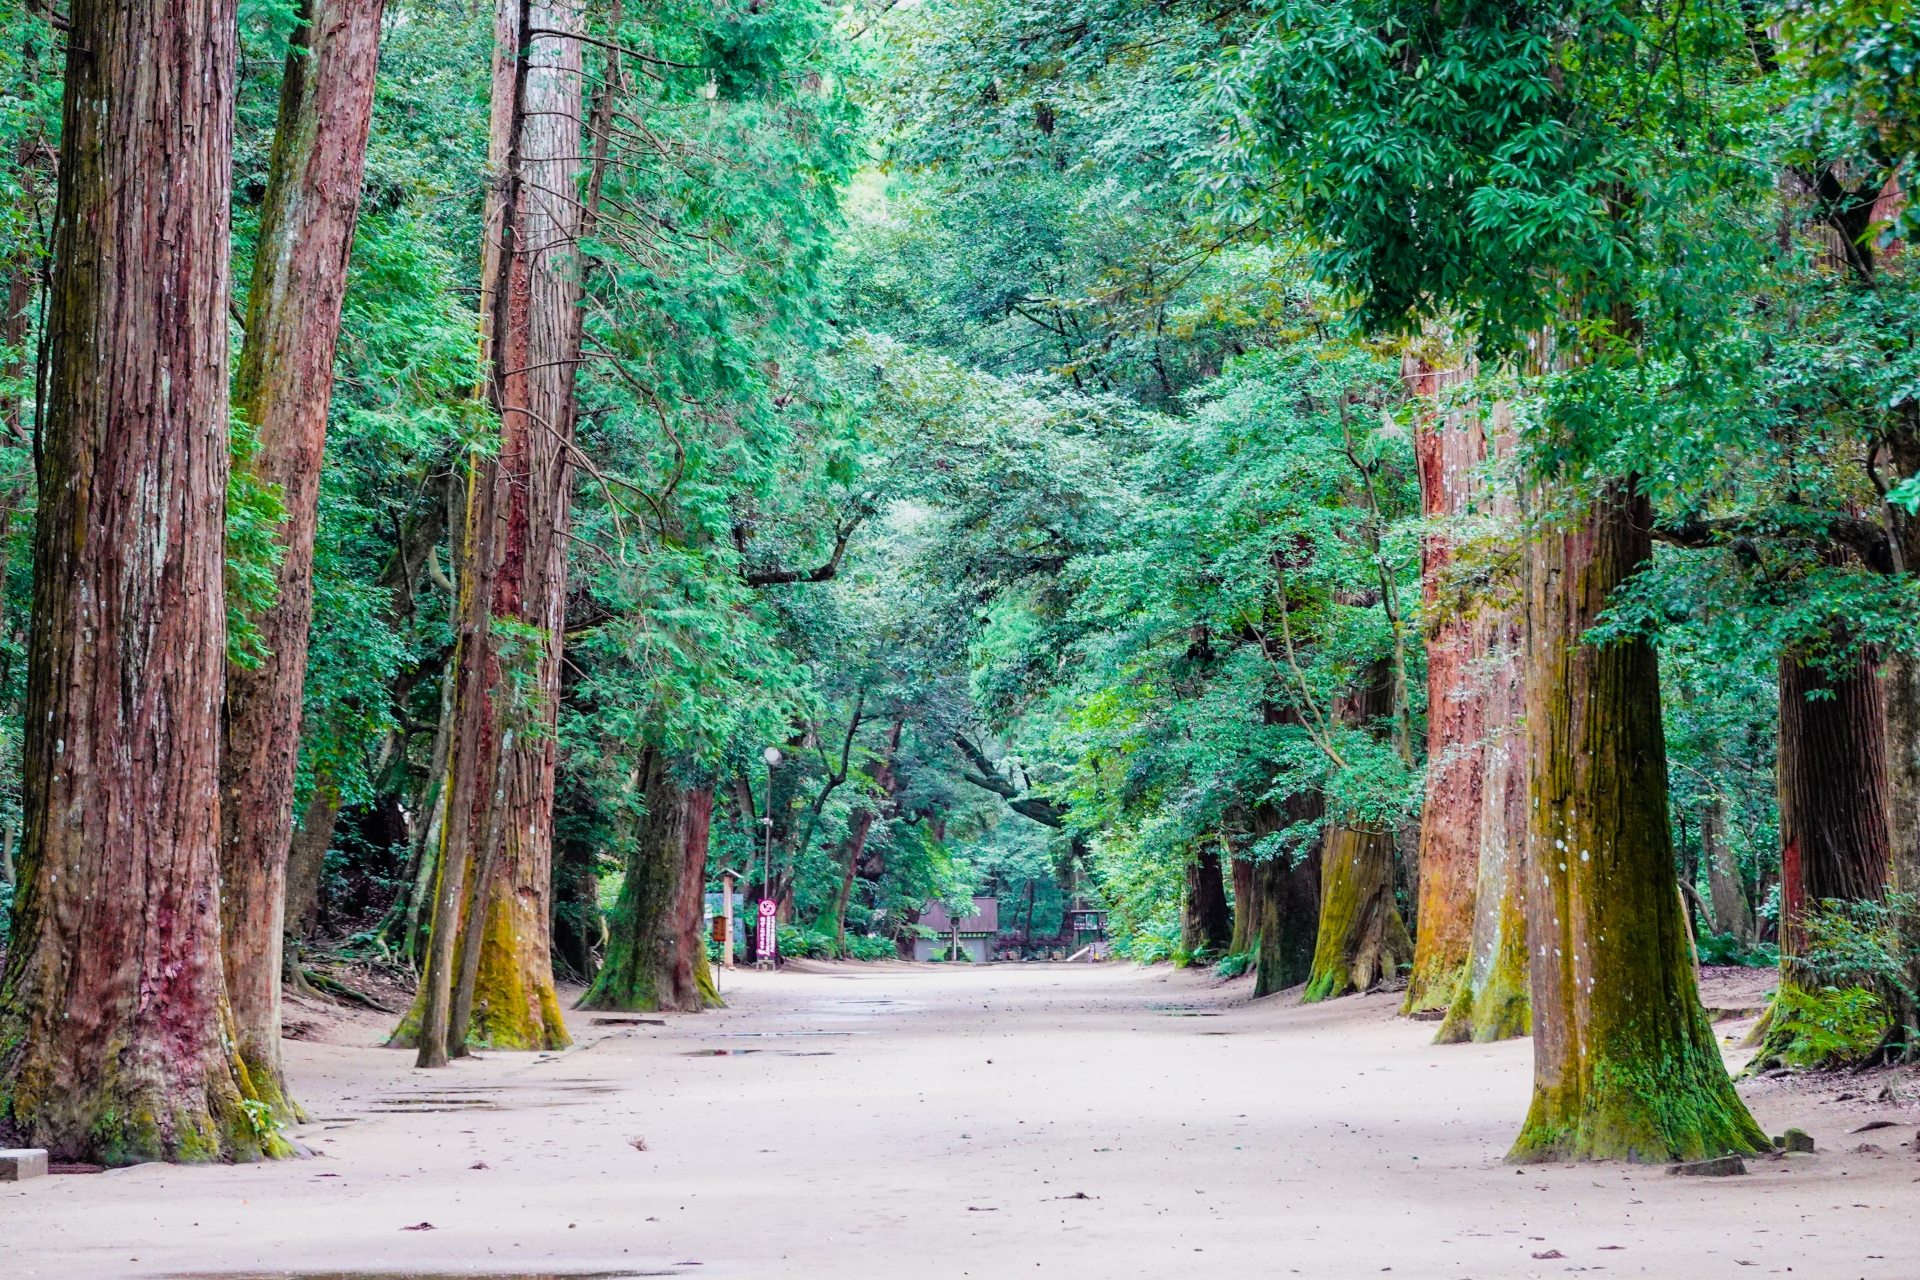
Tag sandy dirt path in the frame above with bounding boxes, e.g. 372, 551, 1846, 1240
4, 961, 1915, 1279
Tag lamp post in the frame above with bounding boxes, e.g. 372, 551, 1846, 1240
759, 746, 782, 967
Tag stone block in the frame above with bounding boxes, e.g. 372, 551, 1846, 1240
1781, 1128, 1815, 1153
0, 1149, 48, 1181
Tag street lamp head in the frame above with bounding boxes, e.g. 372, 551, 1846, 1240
762, 746, 783, 766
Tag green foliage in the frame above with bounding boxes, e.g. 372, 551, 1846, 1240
1213, 950, 1254, 979
225, 417, 288, 670
1766, 985, 1891, 1068
1695, 933, 1779, 968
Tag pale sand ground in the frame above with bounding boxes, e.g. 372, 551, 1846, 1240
4, 961, 1917, 1280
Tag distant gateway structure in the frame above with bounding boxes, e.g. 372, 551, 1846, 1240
914, 897, 1000, 962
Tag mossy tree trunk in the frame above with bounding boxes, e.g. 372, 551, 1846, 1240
1761, 645, 1894, 1059
1181, 845, 1233, 958
219, 0, 385, 1124
400, 0, 582, 1060
1404, 357, 1484, 1012
0, 0, 285, 1164
1229, 855, 1254, 954
1511, 478, 1766, 1164
583, 754, 720, 1012
1305, 669, 1415, 1002
1434, 652, 1530, 1043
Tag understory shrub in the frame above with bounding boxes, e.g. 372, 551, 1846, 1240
1213, 951, 1254, 979
1696, 932, 1779, 967
1765, 985, 1890, 1068
1114, 912, 1180, 964
844, 933, 896, 961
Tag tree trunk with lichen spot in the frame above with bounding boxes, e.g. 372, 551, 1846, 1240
396, 0, 582, 1058
1181, 846, 1232, 959
1771, 646, 1890, 1011
1511, 478, 1766, 1164
0, 0, 286, 1164
1305, 670, 1415, 1002
1250, 796, 1322, 997
218, 0, 385, 1124
583, 755, 720, 1011
1229, 855, 1253, 954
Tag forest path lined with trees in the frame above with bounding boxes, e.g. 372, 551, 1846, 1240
6, 963, 1912, 1280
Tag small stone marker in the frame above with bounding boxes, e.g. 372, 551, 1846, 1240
1667, 1155, 1747, 1177
1781, 1128, 1815, 1153
0, 1149, 48, 1181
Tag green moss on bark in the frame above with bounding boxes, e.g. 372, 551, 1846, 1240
1512, 479, 1766, 1164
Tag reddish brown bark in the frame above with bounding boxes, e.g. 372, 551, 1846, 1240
1404, 357, 1483, 1011
218, 0, 385, 1123
1512, 478, 1764, 1162
0, 0, 282, 1163
1401, 358, 1530, 1039
1776, 647, 1891, 961
402, 0, 582, 1061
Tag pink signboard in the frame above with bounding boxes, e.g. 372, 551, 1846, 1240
754, 899, 777, 960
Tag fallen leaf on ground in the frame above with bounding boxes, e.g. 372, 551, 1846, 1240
400, 1222, 435, 1232
1530, 1250, 1564, 1260
629, 1136, 648, 1151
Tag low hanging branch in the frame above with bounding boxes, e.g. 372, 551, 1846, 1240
951, 731, 1068, 828
738, 503, 873, 586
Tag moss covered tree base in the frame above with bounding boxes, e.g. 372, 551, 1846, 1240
1512, 479, 1766, 1164
1304, 824, 1413, 1002
580, 759, 721, 1014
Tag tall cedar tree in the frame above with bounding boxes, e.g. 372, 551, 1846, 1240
1403, 359, 1529, 1042
402, 0, 582, 1063
0, 0, 287, 1162
582, 753, 721, 1011
1222, 0, 1767, 1158
220, 0, 386, 1124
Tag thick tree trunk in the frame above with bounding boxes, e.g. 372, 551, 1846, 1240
0, 0, 284, 1164
1775, 646, 1891, 965
1747, 636, 1890, 1051
582, 756, 720, 1011
1885, 651, 1920, 897
1306, 824, 1413, 1001
218, 0, 384, 1123
1434, 656, 1530, 1043
1701, 798, 1752, 944
398, 0, 583, 1058
1250, 798, 1323, 997
1229, 855, 1253, 954
1305, 670, 1415, 1001
1404, 358, 1482, 1010
1180, 846, 1233, 958
1511, 479, 1766, 1163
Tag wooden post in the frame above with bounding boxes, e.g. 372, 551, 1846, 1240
722, 870, 736, 970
